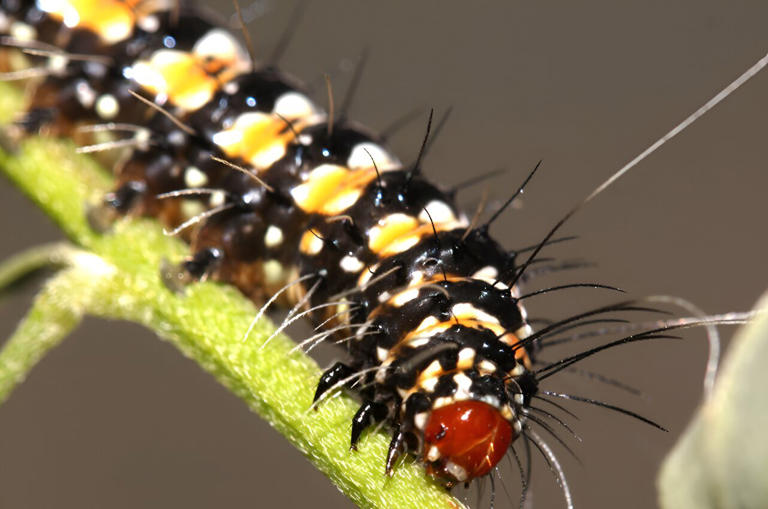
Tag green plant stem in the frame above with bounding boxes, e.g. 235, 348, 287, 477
0, 265, 87, 403
0, 242, 79, 291
0, 112, 463, 507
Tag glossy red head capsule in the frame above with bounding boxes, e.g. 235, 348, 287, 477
422, 400, 514, 485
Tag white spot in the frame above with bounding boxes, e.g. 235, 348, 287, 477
457, 348, 475, 368
347, 142, 399, 171
478, 360, 497, 373
514, 393, 524, 405
274, 91, 316, 119
445, 461, 468, 482
421, 377, 438, 392
451, 303, 500, 325
298, 133, 313, 146
194, 29, 250, 71
340, 255, 364, 273
180, 200, 204, 221
264, 226, 284, 248
377, 291, 391, 303
453, 373, 473, 399
367, 213, 415, 251
357, 263, 380, 288
515, 323, 533, 341
290, 163, 343, 209
95, 94, 119, 119
75, 81, 96, 108
478, 395, 501, 409
262, 260, 286, 285
103, 21, 132, 44
472, 266, 498, 284
134, 128, 151, 150
194, 29, 237, 55
35, 0, 59, 14
376, 346, 388, 362
414, 412, 429, 430
420, 359, 443, 381
211, 128, 243, 148
324, 189, 362, 214
209, 190, 227, 208
184, 166, 208, 188
9, 21, 36, 42
303, 232, 324, 255
61, 4, 79, 28
513, 420, 523, 434
121, 65, 135, 80
223, 81, 239, 95
127, 54, 174, 94
384, 235, 420, 255
418, 201, 456, 224
250, 139, 288, 170
137, 14, 160, 33
427, 445, 441, 462
408, 337, 430, 348
37, 0, 77, 27
414, 315, 439, 332
433, 396, 454, 409
392, 287, 419, 307
47, 54, 68, 74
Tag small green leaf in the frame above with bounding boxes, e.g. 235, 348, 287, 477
0, 249, 115, 403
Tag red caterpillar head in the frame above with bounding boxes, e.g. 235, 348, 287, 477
423, 400, 515, 484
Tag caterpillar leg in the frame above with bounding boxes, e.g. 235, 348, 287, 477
88, 149, 183, 231
87, 180, 147, 232
313, 361, 356, 404
350, 400, 388, 450
161, 247, 222, 294
162, 207, 278, 302
385, 427, 406, 476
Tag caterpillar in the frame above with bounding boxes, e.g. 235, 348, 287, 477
0, 2, 766, 508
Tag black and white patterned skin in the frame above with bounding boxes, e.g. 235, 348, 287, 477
1, 0, 545, 487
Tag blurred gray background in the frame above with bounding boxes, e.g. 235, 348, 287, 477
1, 1, 767, 507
